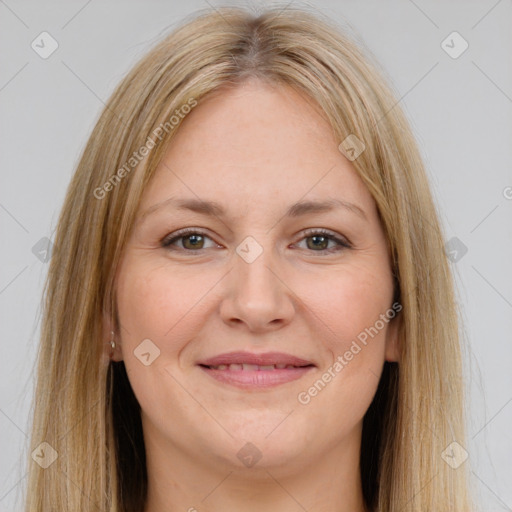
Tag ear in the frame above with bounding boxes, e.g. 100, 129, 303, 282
384, 309, 402, 363
101, 311, 124, 362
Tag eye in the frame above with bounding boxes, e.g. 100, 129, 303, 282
161, 228, 218, 251
161, 227, 351, 254
295, 228, 351, 254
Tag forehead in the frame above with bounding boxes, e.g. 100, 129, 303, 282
139, 79, 376, 220
170, 79, 334, 161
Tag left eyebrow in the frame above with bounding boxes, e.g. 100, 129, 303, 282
137, 197, 368, 223
285, 199, 368, 221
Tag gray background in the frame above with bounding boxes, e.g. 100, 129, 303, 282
1, 1, 511, 510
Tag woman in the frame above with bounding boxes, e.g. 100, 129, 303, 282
25, 5, 474, 511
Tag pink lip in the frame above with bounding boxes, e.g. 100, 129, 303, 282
197, 351, 316, 390
197, 351, 314, 367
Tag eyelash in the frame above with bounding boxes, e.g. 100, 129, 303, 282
160, 227, 351, 255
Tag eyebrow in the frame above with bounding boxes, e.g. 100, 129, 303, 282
138, 197, 368, 223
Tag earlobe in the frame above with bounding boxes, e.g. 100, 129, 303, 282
101, 312, 123, 362
109, 328, 124, 362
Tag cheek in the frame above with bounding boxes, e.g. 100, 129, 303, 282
295, 265, 393, 425
303, 262, 393, 349
116, 258, 207, 343
116, 265, 171, 341
114, 258, 198, 414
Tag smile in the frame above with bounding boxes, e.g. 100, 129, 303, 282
198, 362, 315, 389
196, 350, 316, 389
204, 363, 303, 370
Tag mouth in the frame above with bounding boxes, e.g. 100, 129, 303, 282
196, 351, 316, 389
200, 362, 311, 371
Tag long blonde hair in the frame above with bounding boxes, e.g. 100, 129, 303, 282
25, 5, 474, 511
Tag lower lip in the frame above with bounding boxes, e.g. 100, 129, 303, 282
198, 365, 315, 389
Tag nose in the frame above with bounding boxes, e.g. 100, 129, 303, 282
219, 242, 295, 333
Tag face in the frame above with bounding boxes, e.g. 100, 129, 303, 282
113, 78, 400, 474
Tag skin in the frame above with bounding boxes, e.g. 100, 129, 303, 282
109, 78, 400, 512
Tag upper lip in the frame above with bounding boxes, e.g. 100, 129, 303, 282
197, 351, 315, 367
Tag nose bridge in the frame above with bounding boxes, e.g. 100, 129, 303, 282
234, 234, 279, 297
220, 233, 294, 330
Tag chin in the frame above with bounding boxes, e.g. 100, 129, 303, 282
205, 414, 311, 471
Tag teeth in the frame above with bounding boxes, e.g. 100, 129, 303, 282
208, 363, 301, 371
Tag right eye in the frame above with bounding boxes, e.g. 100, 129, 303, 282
161, 228, 219, 252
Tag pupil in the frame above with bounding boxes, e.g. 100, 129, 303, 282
185, 235, 203, 249
309, 235, 327, 250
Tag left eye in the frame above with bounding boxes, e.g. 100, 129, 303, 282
296, 229, 351, 253
161, 228, 351, 254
